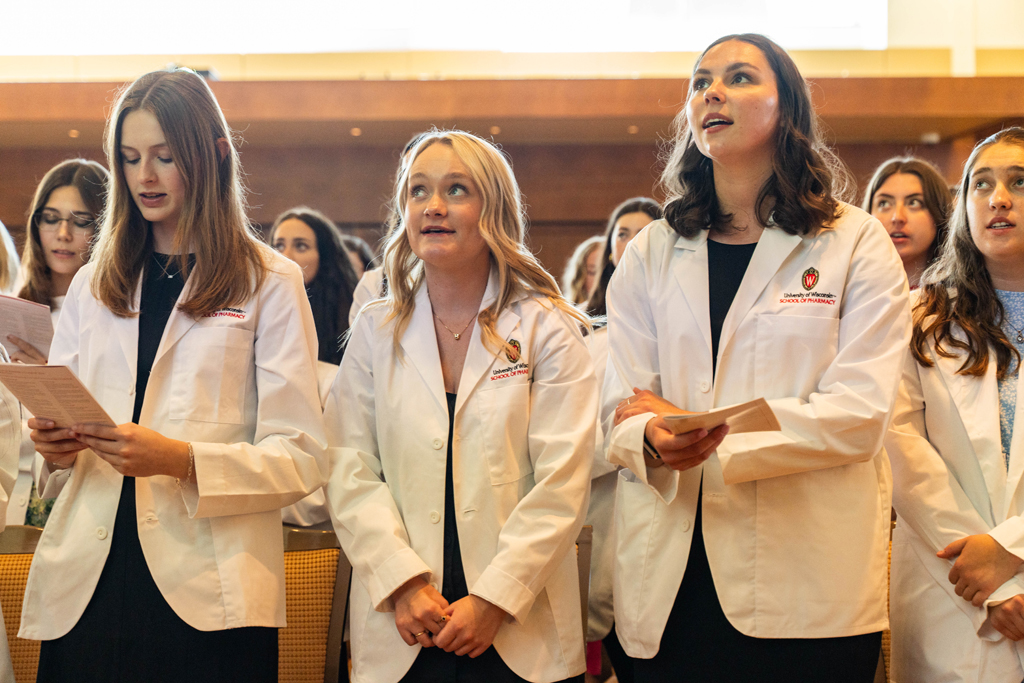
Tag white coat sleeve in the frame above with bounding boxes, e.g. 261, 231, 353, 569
182, 264, 328, 518
715, 220, 912, 484
349, 267, 382, 327
470, 312, 596, 624
602, 243, 678, 504
0, 382, 20, 533
886, 351, 1024, 635
325, 314, 432, 613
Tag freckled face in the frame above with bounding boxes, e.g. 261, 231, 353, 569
404, 143, 488, 272
686, 39, 780, 168
272, 218, 320, 285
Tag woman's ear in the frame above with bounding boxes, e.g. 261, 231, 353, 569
216, 137, 230, 162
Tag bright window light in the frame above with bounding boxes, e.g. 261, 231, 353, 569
0, 0, 887, 56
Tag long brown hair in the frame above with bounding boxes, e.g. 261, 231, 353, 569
19, 159, 109, 307
586, 197, 662, 316
862, 156, 952, 265
378, 130, 589, 358
660, 33, 851, 239
911, 128, 1024, 378
91, 68, 267, 318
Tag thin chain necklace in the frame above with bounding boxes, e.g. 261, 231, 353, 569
433, 312, 474, 341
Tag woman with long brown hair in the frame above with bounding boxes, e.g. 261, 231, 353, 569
887, 127, 1024, 682
609, 34, 910, 681
22, 68, 326, 682
584, 197, 661, 317
325, 130, 594, 682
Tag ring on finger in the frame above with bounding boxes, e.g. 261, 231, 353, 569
412, 631, 427, 638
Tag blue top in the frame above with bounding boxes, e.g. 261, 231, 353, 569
996, 289, 1024, 469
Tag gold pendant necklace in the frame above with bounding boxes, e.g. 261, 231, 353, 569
433, 312, 474, 341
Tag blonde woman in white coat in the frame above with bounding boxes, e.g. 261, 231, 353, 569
886, 127, 1024, 682
325, 130, 595, 683
23, 69, 326, 683
609, 34, 910, 682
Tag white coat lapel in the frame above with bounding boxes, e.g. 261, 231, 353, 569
113, 278, 143, 386
1001, 365, 1024, 520
453, 270, 522, 419
717, 227, 803, 368
934, 345, 1005, 521
671, 231, 712, 357
150, 272, 198, 372
399, 282, 447, 415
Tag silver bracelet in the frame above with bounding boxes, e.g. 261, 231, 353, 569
176, 442, 195, 489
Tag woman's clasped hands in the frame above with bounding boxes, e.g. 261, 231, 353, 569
393, 576, 508, 657
28, 418, 191, 479
615, 388, 729, 471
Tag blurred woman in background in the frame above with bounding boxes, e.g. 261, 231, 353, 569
561, 235, 603, 306
585, 198, 662, 317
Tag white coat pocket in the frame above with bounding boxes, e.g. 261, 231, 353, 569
476, 383, 534, 485
754, 314, 839, 401
169, 327, 254, 424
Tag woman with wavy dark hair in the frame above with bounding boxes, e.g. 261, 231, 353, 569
886, 128, 1024, 682
585, 197, 661, 317
270, 207, 359, 365
607, 34, 910, 681
864, 156, 952, 288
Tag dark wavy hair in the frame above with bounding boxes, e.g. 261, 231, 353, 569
911, 127, 1024, 379
660, 33, 851, 239
863, 156, 952, 266
19, 159, 109, 307
586, 197, 662, 317
270, 207, 359, 365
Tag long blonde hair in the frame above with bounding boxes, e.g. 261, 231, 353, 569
91, 68, 267, 318
379, 130, 589, 357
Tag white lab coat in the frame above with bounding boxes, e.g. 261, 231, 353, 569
19, 252, 327, 640
602, 207, 911, 658
325, 270, 595, 683
0, 378, 20, 681
886, 297, 1024, 682
584, 325, 617, 642
282, 360, 338, 527
348, 266, 384, 327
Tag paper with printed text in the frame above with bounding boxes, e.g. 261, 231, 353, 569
0, 364, 115, 429
663, 398, 780, 436
0, 294, 53, 359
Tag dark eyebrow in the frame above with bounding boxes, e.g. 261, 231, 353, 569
971, 165, 1024, 178
693, 61, 760, 76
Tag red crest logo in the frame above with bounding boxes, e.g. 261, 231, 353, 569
802, 267, 819, 291
506, 339, 521, 363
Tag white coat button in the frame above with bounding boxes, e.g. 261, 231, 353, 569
429, 511, 441, 524
145, 515, 157, 523
432, 438, 444, 450
681, 519, 691, 532
95, 527, 108, 540
699, 381, 711, 393
17, 496, 27, 507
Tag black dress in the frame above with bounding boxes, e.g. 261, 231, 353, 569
37, 253, 277, 683
400, 393, 583, 683
631, 239, 882, 683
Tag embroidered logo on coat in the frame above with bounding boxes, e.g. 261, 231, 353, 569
505, 339, 522, 363
802, 267, 819, 291
203, 307, 246, 320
